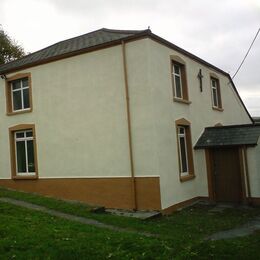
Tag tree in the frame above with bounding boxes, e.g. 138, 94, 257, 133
0, 26, 25, 64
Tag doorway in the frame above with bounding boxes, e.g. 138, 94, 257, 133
208, 147, 245, 203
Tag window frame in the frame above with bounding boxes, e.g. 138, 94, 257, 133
210, 76, 223, 111
9, 124, 38, 180
5, 73, 33, 115
177, 126, 189, 175
173, 63, 183, 99
175, 118, 195, 182
170, 56, 190, 104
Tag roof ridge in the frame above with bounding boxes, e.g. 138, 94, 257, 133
101, 28, 149, 34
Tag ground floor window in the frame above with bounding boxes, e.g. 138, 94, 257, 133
177, 126, 189, 174
9, 124, 38, 179
175, 118, 195, 181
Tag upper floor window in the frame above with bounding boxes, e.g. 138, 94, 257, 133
210, 77, 222, 110
173, 63, 183, 98
5, 73, 33, 115
171, 57, 190, 104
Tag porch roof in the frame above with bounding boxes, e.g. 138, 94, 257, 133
194, 124, 260, 149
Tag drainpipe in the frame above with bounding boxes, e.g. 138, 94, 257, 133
244, 146, 252, 204
121, 40, 137, 211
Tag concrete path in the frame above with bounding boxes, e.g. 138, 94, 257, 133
206, 216, 260, 240
0, 197, 157, 238
105, 208, 161, 220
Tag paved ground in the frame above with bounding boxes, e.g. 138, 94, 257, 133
105, 208, 161, 219
0, 197, 157, 237
207, 205, 260, 240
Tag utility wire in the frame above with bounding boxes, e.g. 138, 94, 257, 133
232, 28, 260, 80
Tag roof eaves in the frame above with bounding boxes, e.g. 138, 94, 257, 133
227, 77, 254, 123
194, 143, 257, 150
0, 28, 105, 73
148, 32, 229, 77
205, 123, 256, 130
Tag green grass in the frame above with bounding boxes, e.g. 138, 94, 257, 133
0, 187, 260, 259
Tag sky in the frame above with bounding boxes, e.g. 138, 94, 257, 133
1, 0, 260, 116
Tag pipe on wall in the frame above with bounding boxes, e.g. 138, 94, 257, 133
121, 40, 137, 210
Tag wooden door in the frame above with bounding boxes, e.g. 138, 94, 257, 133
212, 148, 242, 203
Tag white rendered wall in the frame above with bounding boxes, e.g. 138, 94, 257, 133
0, 37, 253, 210
146, 40, 252, 209
124, 39, 159, 177
0, 45, 132, 179
247, 143, 260, 198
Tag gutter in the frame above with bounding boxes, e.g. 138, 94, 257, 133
121, 40, 137, 210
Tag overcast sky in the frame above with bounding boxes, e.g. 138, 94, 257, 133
1, 0, 260, 116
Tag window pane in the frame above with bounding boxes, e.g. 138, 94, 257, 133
12, 80, 21, 90
16, 132, 25, 138
180, 137, 188, 173
174, 64, 180, 74
213, 88, 218, 107
16, 141, 26, 172
175, 76, 182, 98
27, 140, 35, 173
22, 78, 28, 88
13, 90, 22, 110
179, 127, 185, 135
23, 88, 30, 109
26, 131, 33, 137
212, 80, 217, 88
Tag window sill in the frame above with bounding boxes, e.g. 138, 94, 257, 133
180, 174, 195, 182
212, 107, 224, 112
173, 98, 191, 105
12, 175, 38, 180
7, 108, 32, 116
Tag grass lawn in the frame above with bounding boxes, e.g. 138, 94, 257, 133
0, 187, 260, 259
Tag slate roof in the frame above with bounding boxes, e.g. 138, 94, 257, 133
195, 124, 260, 149
0, 28, 147, 74
253, 117, 260, 124
0, 27, 231, 77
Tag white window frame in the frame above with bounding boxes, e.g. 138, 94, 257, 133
211, 78, 219, 108
173, 63, 183, 99
11, 78, 30, 112
177, 126, 189, 176
14, 130, 35, 176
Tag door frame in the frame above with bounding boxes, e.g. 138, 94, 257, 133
205, 146, 248, 204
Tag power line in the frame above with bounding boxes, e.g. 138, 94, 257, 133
232, 28, 260, 80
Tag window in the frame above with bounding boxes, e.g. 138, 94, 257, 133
177, 126, 189, 174
175, 118, 195, 181
173, 63, 183, 99
6, 73, 33, 115
9, 124, 38, 179
210, 77, 222, 110
171, 58, 189, 103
